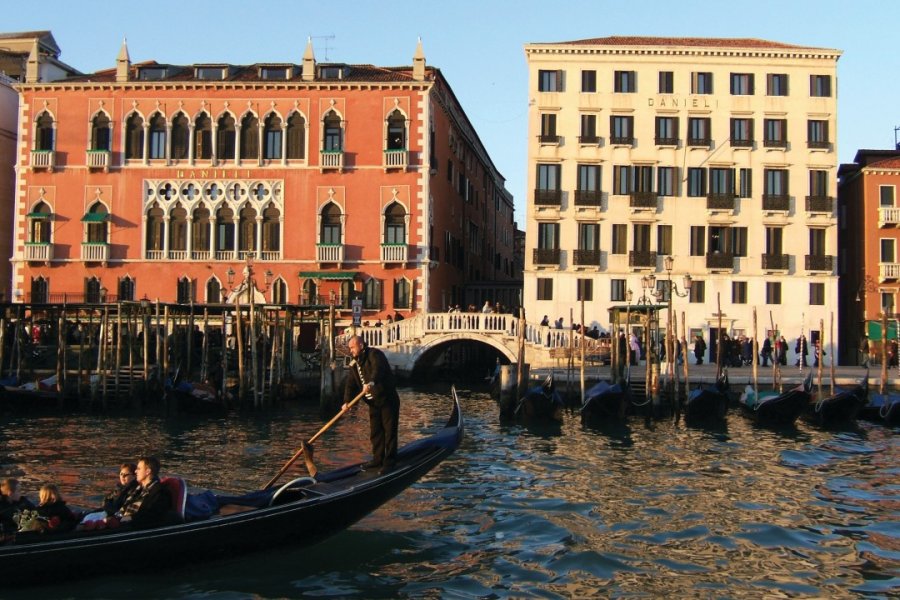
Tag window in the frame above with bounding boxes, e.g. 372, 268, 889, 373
538, 70, 563, 92
767, 73, 788, 96
91, 112, 111, 151
118, 276, 135, 302
708, 226, 729, 254
195, 113, 212, 160
581, 70, 596, 92
810, 74, 832, 97
323, 111, 342, 151
260, 66, 288, 80
240, 113, 259, 160
687, 167, 707, 197
810, 229, 827, 256
238, 205, 257, 253
810, 283, 825, 305
739, 168, 752, 198
85, 277, 102, 303
196, 66, 226, 80
610, 115, 634, 144
177, 277, 194, 304
809, 170, 828, 198
169, 204, 188, 252
766, 227, 784, 254
271, 279, 287, 304
577, 164, 600, 192
658, 71, 673, 93
537, 222, 559, 250
633, 223, 651, 253
537, 278, 553, 300
84, 203, 108, 244
614, 70, 636, 93
301, 279, 318, 305
125, 113, 144, 160
764, 169, 789, 197
384, 202, 406, 244
732, 227, 748, 257
657, 167, 676, 196
730, 73, 754, 95
880, 185, 896, 207
690, 226, 705, 256
613, 166, 632, 195
610, 279, 627, 301
261, 205, 280, 253
215, 206, 235, 252
580, 114, 598, 143
320, 203, 342, 245
709, 168, 735, 197
689, 280, 705, 303
691, 72, 713, 94
286, 113, 306, 159
807, 120, 829, 149
577, 279, 593, 301
578, 223, 599, 251
655, 116, 678, 145
148, 113, 166, 160
319, 66, 344, 80
217, 114, 236, 160
732, 281, 747, 304
611, 224, 627, 254
146, 203, 164, 253
766, 281, 781, 304
264, 114, 283, 159
28, 201, 52, 244
192, 204, 211, 253
657, 224, 672, 256
167, 112, 189, 160
393, 278, 411, 309
540, 113, 558, 143
633, 166, 654, 193
730, 118, 753, 147
139, 67, 168, 81
764, 119, 787, 147
363, 278, 382, 309
688, 117, 711, 146
882, 292, 895, 314
31, 277, 49, 304
537, 164, 561, 191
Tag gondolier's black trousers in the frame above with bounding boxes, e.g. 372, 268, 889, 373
369, 399, 400, 465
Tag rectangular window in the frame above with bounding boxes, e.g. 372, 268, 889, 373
577, 164, 600, 192
810, 282, 825, 306
691, 72, 713, 94
708, 226, 728, 254
767, 73, 789, 96
690, 280, 705, 303
764, 119, 788, 147
610, 279, 627, 302
657, 224, 673, 256
764, 169, 789, 196
610, 115, 634, 144
659, 71, 674, 93
766, 227, 784, 254
807, 120, 829, 148
687, 167, 707, 197
655, 116, 678, 145
540, 113, 558, 142
766, 282, 782, 304
709, 168, 735, 196
538, 70, 562, 92
537, 164, 561, 191
611, 224, 627, 254
810, 74, 832, 97
613, 165, 632, 195
732, 281, 747, 304
260, 67, 287, 80
688, 117, 711, 145
881, 291, 895, 313
581, 70, 597, 93
536, 278, 553, 300
739, 168, 752, 198
690, 226, 705, 256
614, 70, 636, 93
730, 73, 754, 95
809, 170, 828, 197
732, 227, 748, 257
577, 278, 593, 302
578, 223, 600, 251
538, 222, 560, 250
149, 130, 166, 159
810, 228, 827, 256
633, 223, 651, 253
657, 167, 676, 197
730, 118, 753, 146
580, 114, 598, 143
633, 166, 654, 193
881, 185, 896, 207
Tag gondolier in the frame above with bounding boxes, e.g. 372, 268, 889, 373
343, 335, 401, 474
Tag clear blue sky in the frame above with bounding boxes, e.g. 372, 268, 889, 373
6, 0, 898, 227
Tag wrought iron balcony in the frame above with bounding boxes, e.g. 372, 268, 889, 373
805, 254, 834, 273
533, 248, 560, 265
574, 190, 602, 207
538, 134, 560, 145
731, 138, 754, 148
577, 135, 600, 145
609, 135, 633, 146
706, 252, 735, 270
762, 194, 790, 211
807, 140, 830, 150
706, 194, 736, 210
573, 249, 601, 266
629, 191, 658, 209
764, 138, 788, 148
655, 136, 678, 146
805, 195, 833, 214
687, 137, 711, 147
629, 250, 657, 268
761, 253, 790, 271
534, 189, 562, 207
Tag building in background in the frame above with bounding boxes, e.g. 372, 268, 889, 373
11, 38, 516, 324
523, 36, 841, 362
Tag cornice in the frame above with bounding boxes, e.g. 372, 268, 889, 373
524, 45, 841, 62
14, 81, 434, 93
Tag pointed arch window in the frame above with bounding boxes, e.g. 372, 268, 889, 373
125, 113, 144, 159
386, 110, 406, 150
91, 112, 111, 151
171, 112, 189, 160
169, 203, 188, 253
263, 114, 282, 159
320, 203, 342, 244
302, 279, 318, 305
31, 276, 49, 304
207, 278, 222, 303
394, 278, 411, 309
216, 206, 235, 252
262, 205, 281, 254
85, 277, 103, 303
363, 278, 382, 310
195, 113, 212, 160
176, 277, 194, 304
28, 201, 52, 244
339, 280, 353, 309
35, 112, 54, 150
384, 202, 406, 244
118, 276, 135, 302
146, 202, 164, 255
286, 113, 306, 159
148, 113, 167, 159
84, 203, 108, 244
323, 111, 342, 151
240, 113, 259, 160
217, 114, 236, 161
272, 278, 287, 304
192, 203, 211, 255
238, 205, 257, 253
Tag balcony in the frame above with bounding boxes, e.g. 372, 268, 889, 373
807, 140, 830, 150
192, 250, 212, 261
879, 207, 900, 227
574, 189, 602, 207
577, 135, 600, 145
146, 249, 164, 260
687, 137, 711, 147
81, 242, 109, 263
86, 149, 111, 171
731, 138, 754, 148
762, 194, 790, 212
629, 191, 658, 209
609, 135, 633, 146
320, 150, 344, 170
805, 254, 834, 273
316, 243, 344, 264
706, 252, 735, 271
534, 189, 562, 207
383, 149, 408, 170
629, 250, 657, 268
880, 263, 900, 281
258, 250, 280, 261
168, 250, 188, 260
764, 139, 788, 149
31, 149, 55, 171
381, 243, 408, 264
706, 194, 736, 211
538, 134, 561, 145
25, 242, 53, 262
761, 253, 790, 271
655, 136, 678, 146
573, 249, 601, 266
805, 195, 833, 214
533, 248, 560, 266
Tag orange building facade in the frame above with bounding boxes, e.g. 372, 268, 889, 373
12, 40, 517, 323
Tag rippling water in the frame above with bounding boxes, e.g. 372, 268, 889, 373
2, 386, 898, 598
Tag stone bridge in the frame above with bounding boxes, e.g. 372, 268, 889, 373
341, 312, 609, 377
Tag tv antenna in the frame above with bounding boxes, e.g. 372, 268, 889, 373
311, 34, 336, 62
895, 125, 900, 151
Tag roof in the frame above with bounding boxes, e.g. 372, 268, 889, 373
530, 36, 840, 54
865, 157, 900, 170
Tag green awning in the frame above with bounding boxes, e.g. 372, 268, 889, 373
299, 271, 357, 280
867, 319, 898, 341
81, 213, 108, 222
26, 212, 51, 219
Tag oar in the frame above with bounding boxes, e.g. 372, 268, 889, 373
264, 389, 367, 489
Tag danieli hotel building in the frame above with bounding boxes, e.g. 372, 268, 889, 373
524, 37, 840, 360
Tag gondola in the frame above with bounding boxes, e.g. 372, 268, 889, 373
860, 392, 900, 425
164, 378, 225, 414
0, 389, 464, 586
515, 374, 563, 421
738, 372, 812, 426
683, 372, 729, 422
580, 379, 629, 422
804, 375, 867, 427
0, 374, 74, 411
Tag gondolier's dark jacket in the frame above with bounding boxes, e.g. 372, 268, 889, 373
344, 346, 400, 409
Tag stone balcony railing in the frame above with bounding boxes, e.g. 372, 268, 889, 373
25, 242, 53, 262
381, 243, 408, 263
320, 150, 344, 170
31, 149, 55, 170
317, 243, 344, 264
86, 149, 111, 170
879, 207, 900, 227
81, 242, 109, 262
384, 149, 408, 170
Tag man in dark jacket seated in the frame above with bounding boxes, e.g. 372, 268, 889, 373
116, 456, 172, 529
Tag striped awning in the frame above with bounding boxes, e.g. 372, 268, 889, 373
298, 271, 357, 280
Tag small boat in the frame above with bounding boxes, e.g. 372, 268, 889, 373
739, 373, 812, 426
580, 379, 629, 422
515, 374, 564, 421
860, 392, 900, 425
683, 372, 729, 421
804, 375, 867, 427
0, 374, 73, 410
165, 377, 225, 414
0, 389, 464, 586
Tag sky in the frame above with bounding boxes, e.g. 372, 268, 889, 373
6, 0, 899, 227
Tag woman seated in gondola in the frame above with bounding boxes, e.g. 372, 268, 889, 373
23, 484, 78, 534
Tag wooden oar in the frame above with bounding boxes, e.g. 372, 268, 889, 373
264, 389, 367, 489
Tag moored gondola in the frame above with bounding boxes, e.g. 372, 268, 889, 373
683, 372, 729, 422
804, 375, 867, 427
0, 389, 464, 586
580, 379, 629, 422
514, 374, 563, 421
738, 373, 812, 426
860, 391, 900, 425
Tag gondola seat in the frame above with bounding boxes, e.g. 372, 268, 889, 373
160, 476, 187, 523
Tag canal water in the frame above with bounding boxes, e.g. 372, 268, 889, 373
2, 386, 898, 598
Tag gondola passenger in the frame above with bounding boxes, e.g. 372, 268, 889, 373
115, 456, 172, 529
